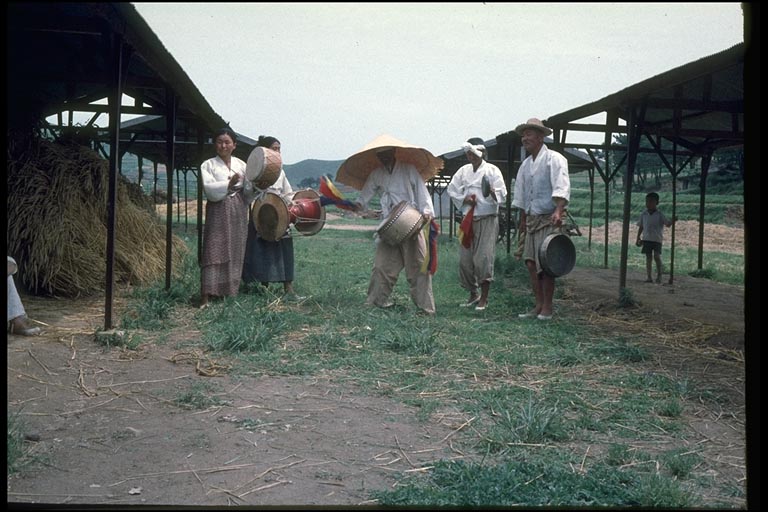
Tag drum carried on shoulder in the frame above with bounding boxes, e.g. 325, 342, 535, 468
376, 201, 427, 246
251, 189, 326, 242
246, 146, 282, 190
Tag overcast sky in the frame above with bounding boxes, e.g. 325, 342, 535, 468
132, 2, 744, 165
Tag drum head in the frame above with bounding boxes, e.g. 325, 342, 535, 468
252, 192, 290, 241
539, 233, 576, 277
245, 147, 266, 182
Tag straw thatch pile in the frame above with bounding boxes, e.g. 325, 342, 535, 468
7, 137, 189, 297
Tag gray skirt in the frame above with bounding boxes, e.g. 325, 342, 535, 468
201, 193, 249, 297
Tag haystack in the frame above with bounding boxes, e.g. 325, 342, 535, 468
7, 137, 188, 297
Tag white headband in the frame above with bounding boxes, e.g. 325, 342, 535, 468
462, 142, 485, 158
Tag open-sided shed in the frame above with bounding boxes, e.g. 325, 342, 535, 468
436, 41, 746, 296
543, 42, 745, 293
7, 2, 253, 328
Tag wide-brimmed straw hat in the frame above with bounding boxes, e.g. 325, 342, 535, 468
515, 118, 552, 136
335, 134, 444, 190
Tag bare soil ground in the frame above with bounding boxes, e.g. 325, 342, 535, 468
7, 216, 747, 507
7, 306, 468, 507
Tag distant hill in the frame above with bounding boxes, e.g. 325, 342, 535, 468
284, 159, 344, 186
111, 155, 360, 198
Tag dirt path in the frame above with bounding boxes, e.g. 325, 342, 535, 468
562, 266, 744, 343
7, 301, 466, 506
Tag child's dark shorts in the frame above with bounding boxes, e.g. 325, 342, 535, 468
641, 241, 662, 255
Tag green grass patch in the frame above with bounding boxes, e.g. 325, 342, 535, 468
661, 447, 702, 478
480, 396, 570, 452
7, 411, 43, 476
120, 249, 200, 331
371, 456, 697, 507
173, 381, 231, 410
93, 329, 142, 350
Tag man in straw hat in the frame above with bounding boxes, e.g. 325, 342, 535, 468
447, 138, 507, 311
511, 118, 571, 321
355, 148, 436, 315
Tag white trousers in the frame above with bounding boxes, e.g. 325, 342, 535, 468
366, 232, 435, 314
8, 275, 25, 321
458, 215, 498, 292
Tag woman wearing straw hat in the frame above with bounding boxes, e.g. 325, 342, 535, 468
511, 118, 571, 321
199, 127, 255, 308
355, 148, 436, 315
242, 135, 304, 301
447, 138, 508, 311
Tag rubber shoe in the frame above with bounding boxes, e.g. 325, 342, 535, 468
8, 316, 42, 336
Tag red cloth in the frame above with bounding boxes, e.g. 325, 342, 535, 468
458, 206, 474, 249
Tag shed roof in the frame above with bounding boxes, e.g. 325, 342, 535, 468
544, 43, 744, 154
7, 2, 245, 166
438, 136, 599, 180
117, 116, 258, 169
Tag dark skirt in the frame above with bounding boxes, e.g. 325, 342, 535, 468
242, 219, 295, 283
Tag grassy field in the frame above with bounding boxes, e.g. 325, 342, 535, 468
12, 188, 742, 505
72, 222, 746, 508
158, 198, 745, 287
567, 187, 743, 227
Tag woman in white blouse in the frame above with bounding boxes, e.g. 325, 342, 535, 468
199, 128, 255, 308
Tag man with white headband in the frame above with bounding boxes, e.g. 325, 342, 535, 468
511, 118, 571, 321
447, 137, 507, 311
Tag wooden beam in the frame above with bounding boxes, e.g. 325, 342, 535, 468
51, 103, 160, 115
643, 127, 743, 139
546, 123, 629, 134
644, 97, 743, 112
